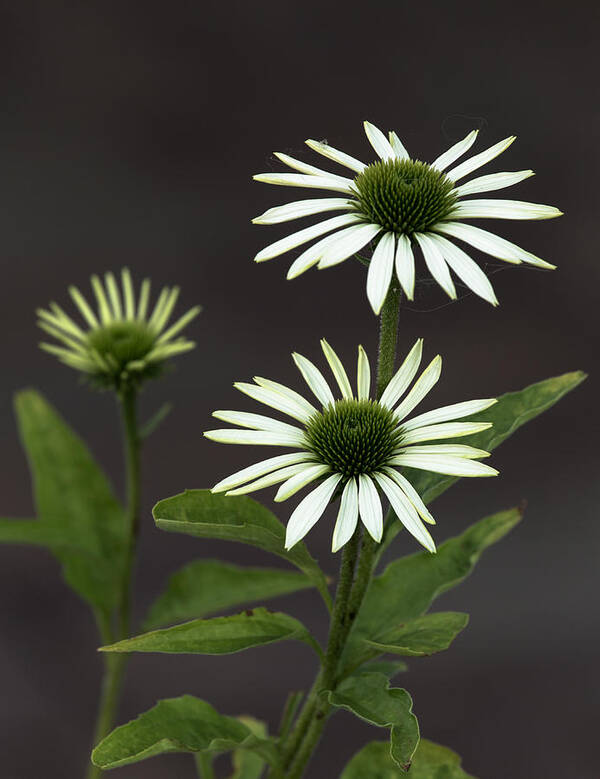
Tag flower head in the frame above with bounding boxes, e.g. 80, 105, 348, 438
38, 269, 201, 391
205, 339, 498, 552
253, 121, 562, 313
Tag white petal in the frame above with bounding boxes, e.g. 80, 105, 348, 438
68, 286, 99, 328
285, 474, 342, 549
273, 151, 351, 180
366, 233, 395, 315
374, 472, 436, 552
332, 478, 359, 552
235, 381, 315, 424
40, 305, 86, 340
203, 429, 305, 447
212, 452, 315, 493
91, 275, 113, 324
394, 444, 490, 459
121, 268, 135, 319
253, 377, 319, 420
433, 221, 556, 269
151, 287, 179, 332
452, 199, 562, 221
253, 172, 354, 193
357, 345, 371, 401
137, 279, 151, 321
379, 338, 423, 409
455, 170, 534, 197
105, 272, 123, 319
305, 138, 366, 173
253, 198, 355, 225
212, 410, 303, 436
318, 223, 382, 269
402, 398, 497, 430
254, 214, 361, 263
394, 234, 415, 300
358, 474, 383, 542
426, 233, 498, 305
320, 339, 353, 399
393, 355, 442, 422
226, 463, 313, 496
431, 130, 479, 171
275, 463, 331, 502
414, 233, 457, 299
156, 306, 201, 345
287, 230, 349, 279
388, 130, 409, 160
397, 421, 492, 445
363, 121, 395, 160
383, 468, 435, 525
293, 353, 335, 407
446, 136, 516, 182
392, 454, 498, 477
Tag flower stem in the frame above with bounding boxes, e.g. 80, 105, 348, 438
376, 282, 401, 399
284, 530, 360, 779
282, 283, 403, 777
86, 386, 141, 779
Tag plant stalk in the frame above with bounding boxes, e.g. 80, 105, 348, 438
86, 385, 141, 779
282, 284, 402, 777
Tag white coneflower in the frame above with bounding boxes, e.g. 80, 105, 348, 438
253, 121, 561, 313
37, 269, 201, 391
205, 339, 498, 553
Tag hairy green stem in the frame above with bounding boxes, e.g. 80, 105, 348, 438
376, 283, 401, 399
282, 284, 403, 777
86, 386, 141, 779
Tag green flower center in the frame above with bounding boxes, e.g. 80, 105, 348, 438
353, 159, 457, 235
87, 321, 156, 374
304, 399, 402, 480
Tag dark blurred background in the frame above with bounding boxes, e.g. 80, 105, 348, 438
0, 2, 597, 777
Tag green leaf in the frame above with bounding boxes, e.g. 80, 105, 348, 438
359, 611, 469, 665
153, 490, 331, 610
351, 660, 408, 680
91, 695, 279, 770
326, 672, 419, 771
341, 738, 476, 778
6, 390, 127, 616
0, 518, 72, 546
102, 607, 322, 658
143, 560, 313, 630
417, 370, 585, 503
228, 717, 268, 779
342, 507, 522, 673
382, 371, 585, 551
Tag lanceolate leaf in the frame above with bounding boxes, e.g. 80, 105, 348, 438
102, 607, 322, 658
5, 390, 127, 616
382, 371, 585, 551
91, 696, 279, 770
356, 611, 469, 668
153, 490, 331, 610
342, 507, 522, 672
341, 738, 476, 778
143, 560, 313, 630
326, 672, 419, 771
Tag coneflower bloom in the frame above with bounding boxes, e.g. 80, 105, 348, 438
37, 269, 201, 391
205, 339, 498, 552
253, 121, 561, 313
